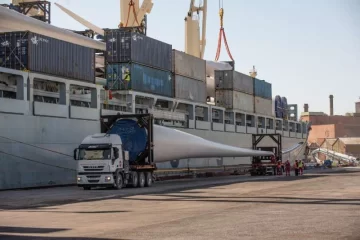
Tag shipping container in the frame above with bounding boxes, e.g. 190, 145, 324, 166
255, 96, 273, 116
174, 75, 206, 103
172, 49, 206, 81
215, 90, 254, 112
0, 31, 95, 83
214, 70, 253, 94
105, 30, 172, 71
254, 78, 272, 99
106, 63, 173, 97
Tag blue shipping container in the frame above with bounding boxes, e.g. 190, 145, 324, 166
106, 63, 173, 97
254, 78, 272, 99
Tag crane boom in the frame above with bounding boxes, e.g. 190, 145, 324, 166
185, 0, 207, 59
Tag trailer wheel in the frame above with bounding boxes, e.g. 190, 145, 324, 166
131, 172, 138, 188
115, 172, 123, 190
145, 172, 152, 187
138, 172, 145, 188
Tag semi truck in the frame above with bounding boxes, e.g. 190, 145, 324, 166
73, 114, 156, 190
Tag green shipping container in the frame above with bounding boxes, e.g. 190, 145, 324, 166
106, 63, 173, 97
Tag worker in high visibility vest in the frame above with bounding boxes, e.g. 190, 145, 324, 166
123, 68, 131, 89
298, 160, 304, 175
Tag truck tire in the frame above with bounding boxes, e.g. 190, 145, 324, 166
115, 172, 123, 190
145, 172, 152, 187
138, 172, 145, 188
130, 172, 138, 188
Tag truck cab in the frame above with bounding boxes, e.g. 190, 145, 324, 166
74, 114, 156, 190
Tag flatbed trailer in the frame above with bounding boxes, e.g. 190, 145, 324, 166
250, 134, 283, 176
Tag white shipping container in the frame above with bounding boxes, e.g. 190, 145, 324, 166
172, 50, 206, 81
255, 96, 273, 116
215, 90, 254, 112
174, 75, 207, 103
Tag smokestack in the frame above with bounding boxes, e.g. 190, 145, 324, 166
329, 95, 334, 116
304, 103, 309, 112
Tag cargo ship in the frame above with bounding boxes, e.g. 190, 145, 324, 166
0, 2, 310, 190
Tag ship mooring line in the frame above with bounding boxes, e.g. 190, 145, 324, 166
0, 150, 76, 171
0, 135, 73, 158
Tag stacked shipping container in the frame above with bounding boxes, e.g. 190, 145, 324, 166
0, 31, 95, 82
105, 30, 173, 97
172, 50, 206, 103
253, 78, 273, 116
214, 70, 254, 112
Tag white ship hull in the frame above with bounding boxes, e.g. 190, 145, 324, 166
0, 69, 308, 190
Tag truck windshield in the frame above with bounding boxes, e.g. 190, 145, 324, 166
78, 149, 111, 160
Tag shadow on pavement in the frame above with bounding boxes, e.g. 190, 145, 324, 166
0, 235, 128, 240
0, 226, 69, 234
0, 169, 358, 210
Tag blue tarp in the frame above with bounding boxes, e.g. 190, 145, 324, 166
107, 119, 147, 162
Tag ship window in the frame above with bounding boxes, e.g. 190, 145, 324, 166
225, 112, 234, 125
257, 116, 265, 128
283, 120, 289, 131
266, 118, 274, 129
246, 114, 255, 127
275, 120, 282, 130
235, 113, 245, 126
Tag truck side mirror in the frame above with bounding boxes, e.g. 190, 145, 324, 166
73, 148, 78, 160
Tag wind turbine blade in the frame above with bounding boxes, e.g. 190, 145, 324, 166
54, 2, 105, 36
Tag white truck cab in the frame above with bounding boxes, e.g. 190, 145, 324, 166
74, 132, 154, 190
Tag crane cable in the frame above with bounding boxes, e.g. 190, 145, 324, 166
124, 0, 140, 27
215, 0, 234, 61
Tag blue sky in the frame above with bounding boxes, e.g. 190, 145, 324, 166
3, 0, 359, 115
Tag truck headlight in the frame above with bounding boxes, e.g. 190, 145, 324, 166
105, 176, 111, 182
77, 177, 82, 182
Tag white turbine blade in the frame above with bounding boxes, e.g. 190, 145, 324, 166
54, 2, 105, 36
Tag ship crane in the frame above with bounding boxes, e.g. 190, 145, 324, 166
214, 0, 233, 61
185, 0, 207, 59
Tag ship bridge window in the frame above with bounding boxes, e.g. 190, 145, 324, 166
212, 108, 224, 123
257, 116, 265, 129
275, 119, 283, 130
246, 114, 255, 127
225, 112, 235, 125
0, 90, 16, 99
266, 118, 274, 129
70, 84, 97, 108
195, 106, 208, 121
235, 113, 245, 126
283, 120, 289, 131
289, 122, 296, 132
296, 123, 302, 133
175, 103, 194, 121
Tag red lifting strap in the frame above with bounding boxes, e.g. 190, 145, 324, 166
125, 0, 140, 27
215, 28, 234, 62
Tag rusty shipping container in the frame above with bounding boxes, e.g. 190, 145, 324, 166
254, 96, 273, 116
105, 30, 172, 71
174, 75, 206, 103
215, 90, 254, 112
214, 70, 254, 94
172, 50, 206, 81
0, 31, 95, 83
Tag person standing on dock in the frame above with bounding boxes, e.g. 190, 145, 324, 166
298, 160, 304, 175
285, 160, 291, 176
294, 160, 299, 176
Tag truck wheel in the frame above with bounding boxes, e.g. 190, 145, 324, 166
138, 172, 145, 188
131, 172, 138, 188
115, 172, 123, 190
145, 172, 152, 187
